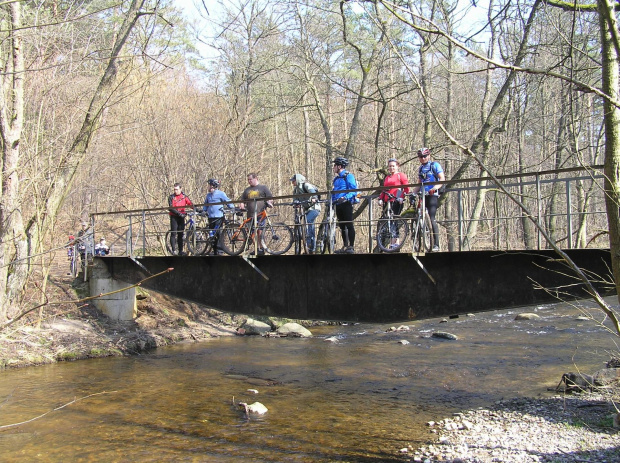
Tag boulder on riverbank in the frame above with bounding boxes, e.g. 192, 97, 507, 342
276, 322, 312, 337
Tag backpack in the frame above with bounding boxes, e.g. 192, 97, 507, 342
419, 162, 445, 195
343, 172, 360, 204
301, 182, 321, 201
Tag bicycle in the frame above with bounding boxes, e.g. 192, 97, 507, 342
220, 207, 293, 256
376, 192, 409, 253
316, 199, 337, 254
290, 201, 308, 255
68, 242, 79, 277
403, 191, 433, 253
165, 211, 207, 256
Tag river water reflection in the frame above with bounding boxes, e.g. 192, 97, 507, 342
0, 301, 617, 462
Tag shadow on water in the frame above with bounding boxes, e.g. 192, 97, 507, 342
0, 299, 618, 462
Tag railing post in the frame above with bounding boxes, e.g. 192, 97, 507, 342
457, 189, 463, 251
566, 179, 572, 249
368, 198, 373, 253
536, 173, 541, 250
127, 215, 133, 257
142, 210, 146, 256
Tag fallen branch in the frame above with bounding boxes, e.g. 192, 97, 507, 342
0, 390, 117, 431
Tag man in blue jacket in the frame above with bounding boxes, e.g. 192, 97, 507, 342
203, 179, 234, 255
331, 157, 358, 254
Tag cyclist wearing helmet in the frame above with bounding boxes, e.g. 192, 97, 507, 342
413, 148, 445, 252
331, 157, 358, 254
291, 173, 321, 254
203, 178, 234, 255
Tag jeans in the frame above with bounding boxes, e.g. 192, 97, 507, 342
305, 208, 320, 252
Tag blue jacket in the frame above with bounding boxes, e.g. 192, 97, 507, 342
331, 170, 358, 203
418, 161, 444, 194
203, 190, 233, 217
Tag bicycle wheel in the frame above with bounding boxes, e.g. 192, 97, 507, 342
293, 221, 307, 255
187, 227, 210, 255
165, 231, 176, 256
377, 218, 409, 253
69, 257, 78, 278
262, 222, 293, 255
317, 221, 336, 254
220, 223, 247, 256
293, 223, 302, 255
422, 211, 433, 252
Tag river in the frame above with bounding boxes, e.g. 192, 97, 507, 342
0, 300, 617, 462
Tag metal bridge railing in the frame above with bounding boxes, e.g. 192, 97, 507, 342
90, 165, 608, 257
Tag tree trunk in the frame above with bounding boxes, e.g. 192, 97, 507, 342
599, 0, 620, 301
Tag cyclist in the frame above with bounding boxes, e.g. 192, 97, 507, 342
203, 178, 234, 255
378, 158, 410, 250
239, 173, 273, 255
412, 147, 445, 252
168, 182, 193, 256
291, 173, 321, 254
77, 222, 94, 261
331, 157, 358, 254
67, 234, 75, 260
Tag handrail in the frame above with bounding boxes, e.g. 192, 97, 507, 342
92, 164, 605, 217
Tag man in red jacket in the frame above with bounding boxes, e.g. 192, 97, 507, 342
168, 183, 193, 255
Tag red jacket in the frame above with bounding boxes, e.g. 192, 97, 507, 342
168, 193, 193, 216
379, 172, 410, 202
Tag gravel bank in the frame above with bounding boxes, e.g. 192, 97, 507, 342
405, 393, 619, 462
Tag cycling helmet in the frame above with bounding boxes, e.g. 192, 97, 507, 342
417, 147, 431, 158
208, 178, 220, 188
332, 157, 349, 168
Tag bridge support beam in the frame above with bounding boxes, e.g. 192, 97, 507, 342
89, 259, 136, 320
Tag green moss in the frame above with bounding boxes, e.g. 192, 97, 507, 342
57, 351, 80, 361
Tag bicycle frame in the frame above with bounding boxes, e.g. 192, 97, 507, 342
406, 191, 432, 253
317, 199, 337, 254
376, 195, 409, 253
292, 202, 308, 255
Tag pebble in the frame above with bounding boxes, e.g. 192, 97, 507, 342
406, 393, 620, 462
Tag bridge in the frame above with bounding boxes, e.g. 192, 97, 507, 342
85, 166, 614, 322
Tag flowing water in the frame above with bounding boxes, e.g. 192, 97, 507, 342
0, 300, 617, 462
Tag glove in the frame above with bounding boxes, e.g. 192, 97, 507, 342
180, 213, 187, 218
397, 197, 404, 203
429, 189, 436, 195
378, 199, 383, 206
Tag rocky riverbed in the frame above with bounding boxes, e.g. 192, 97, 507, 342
404, 393, 619, 462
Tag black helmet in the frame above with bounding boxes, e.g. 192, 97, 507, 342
417, 147, 431, 158
208, 178, 220, 188
332, 157, 349, 168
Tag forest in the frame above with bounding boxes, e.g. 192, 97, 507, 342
0, 0, 619, 330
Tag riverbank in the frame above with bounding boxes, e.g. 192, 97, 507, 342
405, 393, 620, 462
0, 272, 243, 369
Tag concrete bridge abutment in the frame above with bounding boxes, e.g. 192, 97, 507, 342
89, 259, 136, 321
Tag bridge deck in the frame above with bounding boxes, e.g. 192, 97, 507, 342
99, 249, 613, 323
